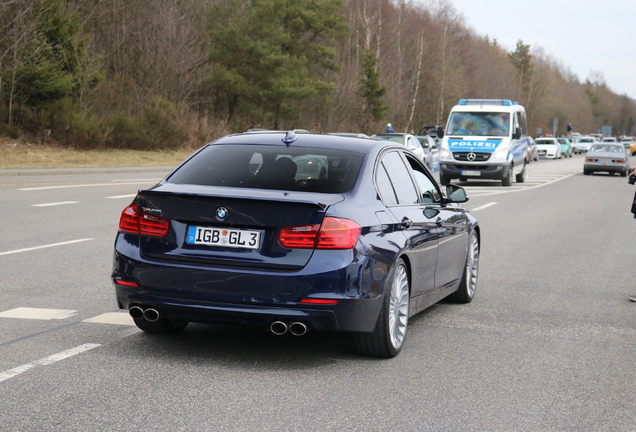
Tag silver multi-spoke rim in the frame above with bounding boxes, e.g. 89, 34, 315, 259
465, 233, 479, 298
389, 264, 409, 349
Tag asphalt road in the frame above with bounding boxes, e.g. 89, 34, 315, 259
1, 155, 635, 431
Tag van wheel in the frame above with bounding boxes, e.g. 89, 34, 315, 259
515, 162, 526, 183
502, 165, 513, 186
439, 175, 451, 185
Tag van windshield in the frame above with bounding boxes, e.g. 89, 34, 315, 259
448, 112, 510, 137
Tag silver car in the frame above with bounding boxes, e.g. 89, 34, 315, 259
583, 143, 629, 176
575, 136, 597, 154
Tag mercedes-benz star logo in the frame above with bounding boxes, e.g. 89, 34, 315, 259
216, 207, 228, 221
467, 152, 477, 161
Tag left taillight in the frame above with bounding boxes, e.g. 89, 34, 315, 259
118, 203, 169, 238
278, 217, 361, 250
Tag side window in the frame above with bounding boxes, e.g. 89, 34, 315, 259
376, 163, 397, 205
404, 155, 441, 203
380, 151, 419, 205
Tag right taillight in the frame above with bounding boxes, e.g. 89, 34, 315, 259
278, 217, 361, 250
118, 203, 169, 238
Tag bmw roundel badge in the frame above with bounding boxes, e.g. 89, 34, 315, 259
216, 207, 228, 221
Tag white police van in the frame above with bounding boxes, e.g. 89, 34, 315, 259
438, 99, 530, 186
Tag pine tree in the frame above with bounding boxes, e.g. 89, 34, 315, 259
206, 0, 346, 128
360, 50, 387, 121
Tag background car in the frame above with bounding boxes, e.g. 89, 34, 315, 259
556, 137, 574, 157
620, 136, 634, 150
575, 136, 597, 153
527, 137, 539, 162
583, 143, 629, 176
535, 137, 562, 159
112, 131, 480, 358
416, 134, 440, 171
371, 133, 427, 164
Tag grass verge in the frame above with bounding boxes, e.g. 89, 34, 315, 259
0, 139, 196, 169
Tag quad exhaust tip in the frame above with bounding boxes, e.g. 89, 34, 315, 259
128, 306, 160, 322
270, 321, 308, 336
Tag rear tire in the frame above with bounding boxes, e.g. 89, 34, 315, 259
133, 316, 188, 334
353, 259, 410, 358
449, 230, 479, 303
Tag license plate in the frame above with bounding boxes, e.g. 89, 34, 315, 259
460, 170, 481, 176
187, 226, 261, 249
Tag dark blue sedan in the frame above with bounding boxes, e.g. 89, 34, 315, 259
112, 130, 480, 357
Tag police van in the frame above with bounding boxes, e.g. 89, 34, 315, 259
438, 99, 530, 186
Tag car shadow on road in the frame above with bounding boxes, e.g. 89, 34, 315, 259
115, 305, 446, 367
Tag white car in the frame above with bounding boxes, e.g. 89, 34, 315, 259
371, 133, 428, 164
575, 136, 597, 153
535, 138, 562, 159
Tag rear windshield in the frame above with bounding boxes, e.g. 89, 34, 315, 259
447, 112, 510, 136
166, 144, 364, 193
536, 139, 557, 145
590, 144, 623, 153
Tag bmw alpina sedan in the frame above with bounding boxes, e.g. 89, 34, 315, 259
112, 130, 480, 357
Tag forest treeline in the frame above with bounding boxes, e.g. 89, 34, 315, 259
1, 0, 634, 150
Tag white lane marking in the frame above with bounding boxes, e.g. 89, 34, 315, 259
0, 308, 77, 320
19, 181, 156, 191
0, 344, 101, 383
105, 194, 137, 199
83, 312, 134, 326
31, 201, 79, 207
471, 202, 498, 211
0, 238, 94, 256
463, 171, 580, 197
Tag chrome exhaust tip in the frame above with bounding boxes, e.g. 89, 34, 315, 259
270, 321, 288, 336
289, 322, 308, 336
143, 308, 160, 322
129, 306, 144, 319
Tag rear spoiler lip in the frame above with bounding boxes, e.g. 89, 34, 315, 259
138, 183, 345, 209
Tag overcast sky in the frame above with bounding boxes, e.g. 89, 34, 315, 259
441, 0, 636, 98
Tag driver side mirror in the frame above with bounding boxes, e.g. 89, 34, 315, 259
437, 126, 445, 139
513, 127, 522, 140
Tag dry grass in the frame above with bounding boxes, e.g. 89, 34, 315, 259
0, 138, 196, 168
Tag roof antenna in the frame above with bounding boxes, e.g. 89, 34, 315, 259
282, 130, 297, 146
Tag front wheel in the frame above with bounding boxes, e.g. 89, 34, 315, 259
502, 164, 513, 186
515, 162, 526, 183
439, 174, 451, 185
450, 230, 479, 303
353, 259, 410, 358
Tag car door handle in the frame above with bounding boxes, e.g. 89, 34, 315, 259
398, 217, 412, 229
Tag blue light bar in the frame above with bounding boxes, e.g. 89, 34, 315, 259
457, 99, 514, 106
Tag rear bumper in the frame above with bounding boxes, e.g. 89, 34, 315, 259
112, 236, 388, 333
584, 163, 626, 173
